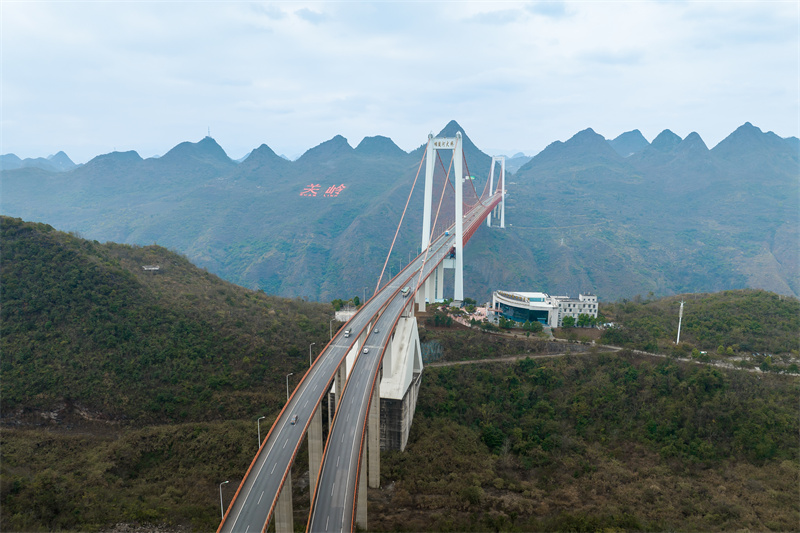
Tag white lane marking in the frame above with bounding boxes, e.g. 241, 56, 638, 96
245, 527, 250, 533
337, 456, 340, 467
283, 438, 288, 449
326, 516, 330, 531
271, 463, 277, 474
304, 400, 308, 407
331, 484, 335, 496
257, 491, 264, 505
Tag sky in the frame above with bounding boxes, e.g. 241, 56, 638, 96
2, 1, 798, 164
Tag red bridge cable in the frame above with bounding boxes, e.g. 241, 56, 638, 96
373, 138, 430, 296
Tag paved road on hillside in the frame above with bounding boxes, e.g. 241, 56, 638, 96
220, 229, 450, 533
219, 194, 501, 533
307, 206, 497, 533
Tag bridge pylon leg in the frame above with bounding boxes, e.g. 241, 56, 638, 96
275, 473, 293, 533
368, 374, 380, 488
435, 264, 444, 301
356, 438, 368, 530
425, 275, 434, 306
454, 132, 464, 303
335, 360, 347, 409
308, 403, 323, 493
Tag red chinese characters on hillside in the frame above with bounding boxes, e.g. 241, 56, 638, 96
299, 184, 321, 197
323, 184, 346, 197
299, 184, 346, 197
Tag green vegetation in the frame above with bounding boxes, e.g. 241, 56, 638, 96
1, 422, 258, 532
375, 343, 799, 532
1, 217, 332, 423
3, 217, 798, 532
600, 290, 799, 371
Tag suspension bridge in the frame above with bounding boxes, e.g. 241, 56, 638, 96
218, 132, 507, 533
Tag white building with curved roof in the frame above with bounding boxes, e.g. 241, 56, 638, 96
492, 290, 598, 327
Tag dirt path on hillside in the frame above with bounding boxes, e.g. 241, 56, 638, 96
424, 343, 770, 375
426, 346, 620, 368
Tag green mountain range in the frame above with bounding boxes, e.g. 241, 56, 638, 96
2, 217, 797, 532
0, 216, 331, 424
2, 121, 797, 302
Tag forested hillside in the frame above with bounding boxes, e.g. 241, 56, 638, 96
598, 290, 799, 368
0, 216, 332, 423
2, 222, 797, 532
2, 121, 797, 302
376, 348, 799, 532
469, 123, 798, 300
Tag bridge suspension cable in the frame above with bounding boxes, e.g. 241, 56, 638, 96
373, 138, 430, 296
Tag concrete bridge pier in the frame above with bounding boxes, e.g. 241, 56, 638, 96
368, 370, 381, 488
356, 437, 368, 530
435, 263, 444, 301
415, 281, 427, 313
308, 403, 323, 492
380, 311, 423, 452
274, 474, 293, 533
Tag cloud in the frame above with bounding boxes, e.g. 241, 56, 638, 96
296, 8, 327, 25
579, 50, 642, 66
1, 1, 796, 163
465, 9, 524, 25
526, 1, 568, 19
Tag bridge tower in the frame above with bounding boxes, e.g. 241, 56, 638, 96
420, 132, 465, 304
486, 156, 506, 228
420, 134, 506, 305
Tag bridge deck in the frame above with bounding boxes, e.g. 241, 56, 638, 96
219, 193, 502, 533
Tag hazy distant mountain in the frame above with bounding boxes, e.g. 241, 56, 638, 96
499, 124, 799, 300
608, 129, 649, 157
518, 128, 624, 173
505, 153, 532, 173
650, 129, 683, 152
355, 135, 408, 158
1, 151, 77, 172
2, 122, 797, 302
0, 154, 23, 170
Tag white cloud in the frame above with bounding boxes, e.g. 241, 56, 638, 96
1, 1, 797, 163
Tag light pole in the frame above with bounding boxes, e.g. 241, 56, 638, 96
309, 342, 315, 366
363, 287, 366, 305
219, 480, 229, 520
257, 415, 266, 447
329, 318, 336, 340
286, 372, 294, 400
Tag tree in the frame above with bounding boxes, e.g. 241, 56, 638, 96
522, 320, 543, 334
353, 295, 360, 307
561, 316, 575, 328
577, 313, 593, 327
